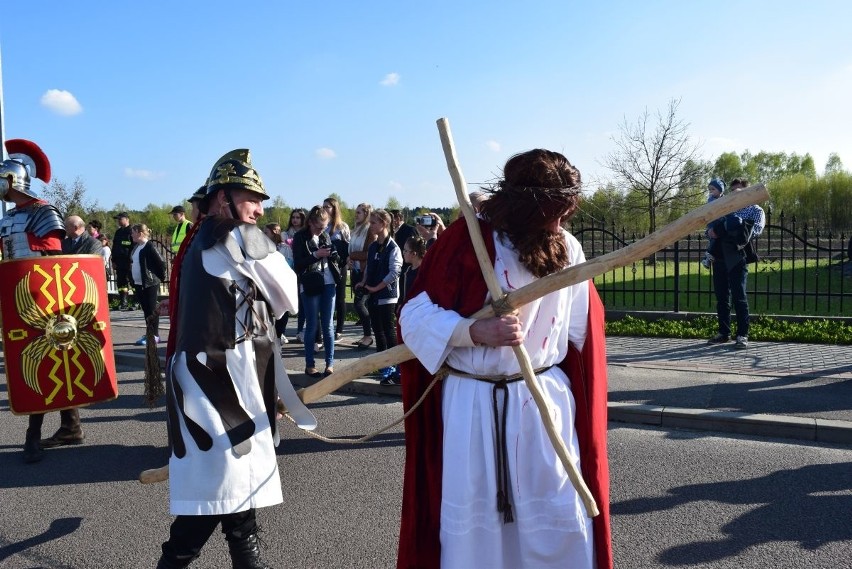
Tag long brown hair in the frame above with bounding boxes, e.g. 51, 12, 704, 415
479, 149, 581, 278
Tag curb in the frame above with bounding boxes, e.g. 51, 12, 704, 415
115, 352, 852, 446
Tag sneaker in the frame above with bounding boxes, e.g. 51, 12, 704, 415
735, 336, 749, 349
381, 369, 401, 386
315, 342, 324, 352
701, 256, 712, 269
335, 332, 343, 342
280, 336, 289, 344
707, 333, 730, 344
295, 332, 304, 344
135, 335, 159, 346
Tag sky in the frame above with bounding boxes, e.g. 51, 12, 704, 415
1, 1, 850, 213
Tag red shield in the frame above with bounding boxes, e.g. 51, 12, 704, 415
1, 255, 117, 414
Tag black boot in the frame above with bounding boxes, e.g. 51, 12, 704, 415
41, 409, 85, 448
156, 552, 197, 569
223, 511, 271, 569
227, 533, 271, 569
119, 290, 129, 310
24, 427, 43, 463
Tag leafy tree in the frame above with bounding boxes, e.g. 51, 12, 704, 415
385, 196, 401, 211
712, 152, 744, 184
824, 153, 844, 176
602, 98, 703, 234
143, 203, 171, 236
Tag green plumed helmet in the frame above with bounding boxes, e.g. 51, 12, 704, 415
205, 149, 269, 199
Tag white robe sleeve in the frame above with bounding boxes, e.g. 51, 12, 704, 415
400, 291, 471, 375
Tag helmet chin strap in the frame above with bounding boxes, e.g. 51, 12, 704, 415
223, 188, 239, 219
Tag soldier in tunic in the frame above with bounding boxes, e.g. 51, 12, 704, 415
0, 139, 86, 464
157, 149, 315, 569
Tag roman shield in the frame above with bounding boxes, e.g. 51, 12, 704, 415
0, 254, 117, 414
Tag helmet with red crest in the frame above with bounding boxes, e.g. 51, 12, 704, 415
0, 139, 52, 201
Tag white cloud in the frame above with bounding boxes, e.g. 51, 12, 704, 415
485, 140, 501, 152
40, 89, 83, 116
380, 72, 400, 87
389, 180, 403, 191
124, 167, 165, 181
315, 148, 337, 159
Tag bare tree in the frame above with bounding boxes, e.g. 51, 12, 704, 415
603, 99, 703, 234
41, 176, 98, 217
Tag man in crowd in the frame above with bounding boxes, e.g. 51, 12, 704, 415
0, 139, 87, 463
169, 204, 192, 254
707, 177, 766, 349
63, 215, 104, 255
111, 211, 134, 310
156, 150, 315, 568
398, 149, 611, 568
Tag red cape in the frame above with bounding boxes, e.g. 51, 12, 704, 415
165, 219, 202, 362
396, 219, 612, 569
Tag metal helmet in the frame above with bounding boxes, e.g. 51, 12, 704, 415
0, 139, 51, 201
205, 149, 269, 200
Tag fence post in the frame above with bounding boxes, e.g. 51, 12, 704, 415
673, 239, 680, 313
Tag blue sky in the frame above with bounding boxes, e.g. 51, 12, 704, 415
2, 1, 850, 212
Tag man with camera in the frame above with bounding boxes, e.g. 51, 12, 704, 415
414, 212, 443, 249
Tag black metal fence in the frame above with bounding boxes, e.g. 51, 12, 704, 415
106, 237, 174, 297
569, 212, 852, 317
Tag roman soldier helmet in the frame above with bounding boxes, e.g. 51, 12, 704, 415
0, 139, 52, 201
205, 149, 269, 200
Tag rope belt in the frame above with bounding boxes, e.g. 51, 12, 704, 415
446, 364, 554, 524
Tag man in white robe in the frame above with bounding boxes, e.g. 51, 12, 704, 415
157, 149, 315, 569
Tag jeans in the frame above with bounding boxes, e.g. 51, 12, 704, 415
334, 267, 348, 334
302, 283, 336, 368
712, 256, 750, 338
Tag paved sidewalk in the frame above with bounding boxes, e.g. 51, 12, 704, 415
107, 311, 852, 445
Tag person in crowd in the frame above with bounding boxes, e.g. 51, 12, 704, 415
355, 209, 402, 385
414, 212, 444, 249
323, 197, 350, 341
86, 219, 102, 239
293, 205, 341, 378
701, 178, 725, 269
99, 234, 112, 276
129, 223, 166, 346
0, 139, 84, 464
158, 148, 314, 569
398, 235, 426, 314
390, 209, 417, 275
112, 212, 134, 310
707, 177, 765, 349
62, 215, 104, 255
285, 208, 309, 343
469, 190, 489, 213
265, 221, 293, 343
397, 148, 612, 568
348, 202, 378, 348
170, 205, 193, 254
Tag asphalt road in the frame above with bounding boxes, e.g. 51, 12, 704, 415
2, 366, 851, 568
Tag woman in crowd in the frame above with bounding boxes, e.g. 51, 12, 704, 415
348, 203, 377, 348
323, 197, 350, 341
399, 235, 426, 313
265, 222, 294, 343
129, 223, 166, 346
100, 234, 112, 277
292, 206, 340, 378
285, 209, 309, 342
354, 209, 402, 384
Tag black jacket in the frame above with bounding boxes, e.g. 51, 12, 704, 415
132, 241, 167, 289
292, 228, 341, 284
62, 233, 104, 255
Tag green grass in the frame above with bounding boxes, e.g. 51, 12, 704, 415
594, 259, 852, 316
